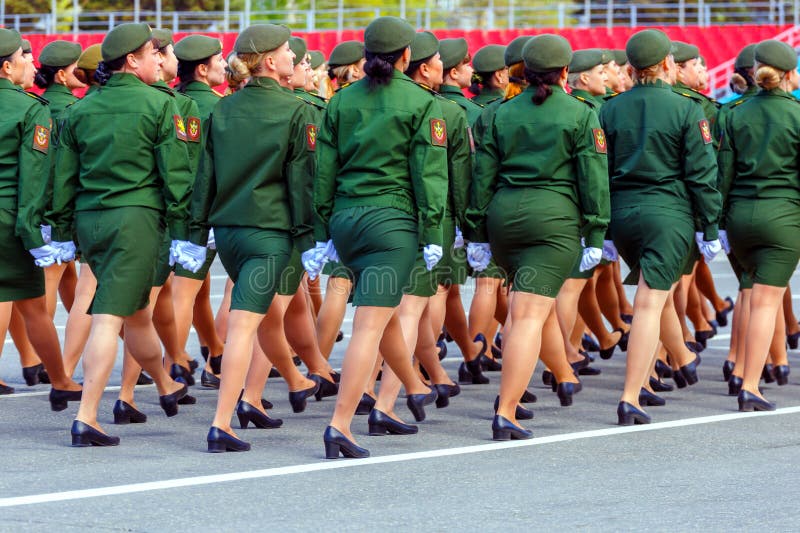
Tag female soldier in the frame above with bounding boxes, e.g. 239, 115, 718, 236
470, 44, 507, 105
178, 24, 319, 452
52, 23, 192, 446
466, 34, 610, 439
312, 16, 445, 458
719, 39, 800, 411
599, 30, 721, 425
0, 29, 82, 402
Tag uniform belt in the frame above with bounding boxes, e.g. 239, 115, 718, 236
333, 192, 416, 218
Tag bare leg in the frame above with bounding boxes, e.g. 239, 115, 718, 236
63, 263, 97, 377
10, 304, 40, 369
595, 264, 629, 331
613, 261, 634, 316
58, 261, 78, 312
783, 285, 799, 335
694, 258, 727, 312
731, 290, 751, 379
214, 278, 233, 343
316, 276, 352, 359
741, 284, 785, 397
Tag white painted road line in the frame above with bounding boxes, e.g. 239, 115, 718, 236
2, 405, 799, 508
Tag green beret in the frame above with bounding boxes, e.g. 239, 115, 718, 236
626, 29, 671, 70
0, 28, 22, 58
78, 44, 102, 70
102, 23, 152, 62
504, 36, 532, 66
328, 40, 364, 67
569, 49, 605, 73
234, 24, 291, 54
439, 38, 468, 70
151, 28, 173, 50
671, 41, 699, 63
364, 16, 415, 54
473, 44, 506, 73
755, 39, 798, 72
21, 38, 32, 55
735, 44, 757, 71
174, 35, 222, 62
410, 31, 439, 62
289, 36, 307, 66
38, 40, 82, 67
601, 49, 614, 64
611, 49, 627, 66
522, 34, 572, 73
309, 50, 325, 69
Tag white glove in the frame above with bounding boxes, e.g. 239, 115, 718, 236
453, 227, 465, 249
207, 228, 216, 250
579, 247, 603, 272
175, 241, 207, 273
29, 244, 60, 268
322, 239, 339, 263
302, 242, 329, 280
52, 241, 76, 262
466, 242, 492, 272
40, 224, 52, 244
601, 240, 618, 261
698, 238, 722, 263
718, 230, 730, 254
423, 244, 443, 271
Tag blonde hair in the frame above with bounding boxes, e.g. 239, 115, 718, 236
631, 63, 662, 85
567, 71, 582, 89
330, 64, 359, 85
228, 51, 266, 80
754, 63, 783, 90
503, 62, 526, 99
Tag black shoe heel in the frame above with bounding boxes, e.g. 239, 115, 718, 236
556, 382, 576, 407
209, 354, 223, 375
738, 390, 776, 412
113, 400, 147, 424
649, 376, 674, 392
159, 382, 188, 417
49, 388, 82, 412
679, 359, 699, 386
762, 364, 775, 383
491, 415, 533, 441
289, 381, 320, 413
722, 360, 735, 382
22, 364, 43, 386
406, 387, 437, 422
311, 374, 339, 401
655, 359, 673, 378
136, 372, 154, 385
236, 400, 282, 429
520, 389, 537, 403
639, 388, 666, 407
323, 426, 369, 459
201, 369, 220, 389
355, 393, 375, 415
368, 409, 418, 435
494, 396, 534, 420
71, 420, 120, 447
170, 363, 195, 387
728, 375, 743, 396
479, 353, 502, 372
436, 339, 448, 360
774, 365, 790, 386
617, 401, 651, 425
434, 383, 457, 408
464, 357, 489, 384
600, 329, 624, 360
207, 426, 250, 452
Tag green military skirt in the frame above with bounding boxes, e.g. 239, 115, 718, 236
331, 206, 418, 307
726, 198, 800, 289
0, 208, 45, 301
610, 204, 693, 291
436, 212, 468, 287
487, 187, 581, 296
153, 232, 173, 287
76, 206, 162, 316
175, 249, 217, 280
214, 226, 292, 314
322, 260, 353, 280
277, 247, 304, 296
680, 241, 701, 276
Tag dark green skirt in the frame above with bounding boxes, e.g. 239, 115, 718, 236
436, 214, 468, 287
76, 207, 162, 316
277, 247, 304, 296
175, 249, 217, 280
0, 208, 45, 302
153, 232, 173, 287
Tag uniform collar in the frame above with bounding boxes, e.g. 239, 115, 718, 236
0, 77, 18, 91
246, 76, 283, 90
106, 73, 148, 87
758, 87, 795, 99
439, 84, 465, 96
634, 78, 672, 90
185, 80, 213, 93
43, 83, 75, 97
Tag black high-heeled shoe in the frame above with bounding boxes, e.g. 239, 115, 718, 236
0, 383, 14, 395
368, 409, 418, 435
437, 339, 448, 361
201, 369, 220, 389
556, 382, 578, 407
738, 390, 776, 412
207, 426, 250, 453
679, 357, 699, 386
493, 396, 534, 420
581, 333, 600, 352
177, 394, 196, 405
37, 366, 50, 384
49, 387, 82, 412
170, 363, 195, 387
113, 400, 147, 424
324, 426, 369, 459
209, 354, 223, 375
406, 387, 437, 422
649, 376, 674, 392
621, 313, 633, 324
600, 329, 625, 360
542, 370, 553, 387
269, 367, 281, 378
788, 330, 800, 350
520, 389, 537, 403
695, 329, 715, 348
22, 363, 44, 386
655, 359, 673, 379
618, 329, 630, 352
722, 360, 735, 382
200, 345, 210, 362
261, 398, 273, 410
336, 330, 345, 342
329, 370, 341, 383
136, 371, 154, 385
473, 333, 487, 357
289, 381, 320, 413
188, 358, 199, 373
236, 400, 283, 429
491, 415, 533, 441
355, 393, 376, 415
434, 383, 460, 408
71, 420, 120, 447
310, 374, 339, 401
479, 353, 502, 372
761, 364, 775, 384
685, 340, 704, 353
639, 388, 666, 407
159, 382, 188, 417
716, 296, 734, 328
728, 375, 743, 396
460, 358, 489, 385
617, 401, 651, 426
774, 365, 790, 386
570, 353, 590, 372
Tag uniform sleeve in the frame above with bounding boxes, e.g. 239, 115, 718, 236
285, 105, 315, 252
313, 99, 339, 242
51, 113, 80, 243
682, 104, 723, 240
447, 107, 472, 229
16, 103, 52, 249
189, 115, 216, 246
409, 97, 448, 247
184, 99, 203, 177
716, 113, 736, 230
573, 110, 611, 249
155, 99, 193, 241
464, 108, 500, 243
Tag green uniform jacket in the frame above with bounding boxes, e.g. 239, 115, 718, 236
42, 84, 79, 227
599, 79, 721, 240
472, 87, 504, 106
190, 77, 316, 252
294, 88, 328, 110
718, 88, 800, 210
673, 81, 720, 149
314, 70, 448, 246
570, 88, 604, 112
439, 84, 484, 127
437, 93, 471, 227
713, 85, 758, 145
180, 81, 222, 120
0, 78, 52, 249
153, 81, 202, 175
52, 73, 193, 242
466, 85, 610, 247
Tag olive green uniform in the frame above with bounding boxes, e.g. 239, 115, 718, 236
471, 87, 504, 106
466, 85, 610, 296
439, 84, 484, 127
314, 71, 448, 307
599, 80, 721, 290
718, 89, 800, 289
190, 77, 315, 314
52, 73, 193, 315
0, 79, 51, 301
42, 84, 78, 230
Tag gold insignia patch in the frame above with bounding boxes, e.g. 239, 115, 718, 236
174, 115, 187, 142
306, 124, 317, 151
593, 128, 607, 154
430, 118, 447, 147
33, 125, 50, 154
186, 117, 201, 143
699, 119, 712, 145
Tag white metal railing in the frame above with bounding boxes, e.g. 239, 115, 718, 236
3, 1, 800, 34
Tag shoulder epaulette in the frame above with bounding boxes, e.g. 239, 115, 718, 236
334, 82, 351, 93
296, 94, 325, 110
570, 93, 597, 108
152, 84, 176, 97
674, 87, 704, 103
414, 82, 439, 96
602, 91, 620, 101
21, 90, 49, 105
